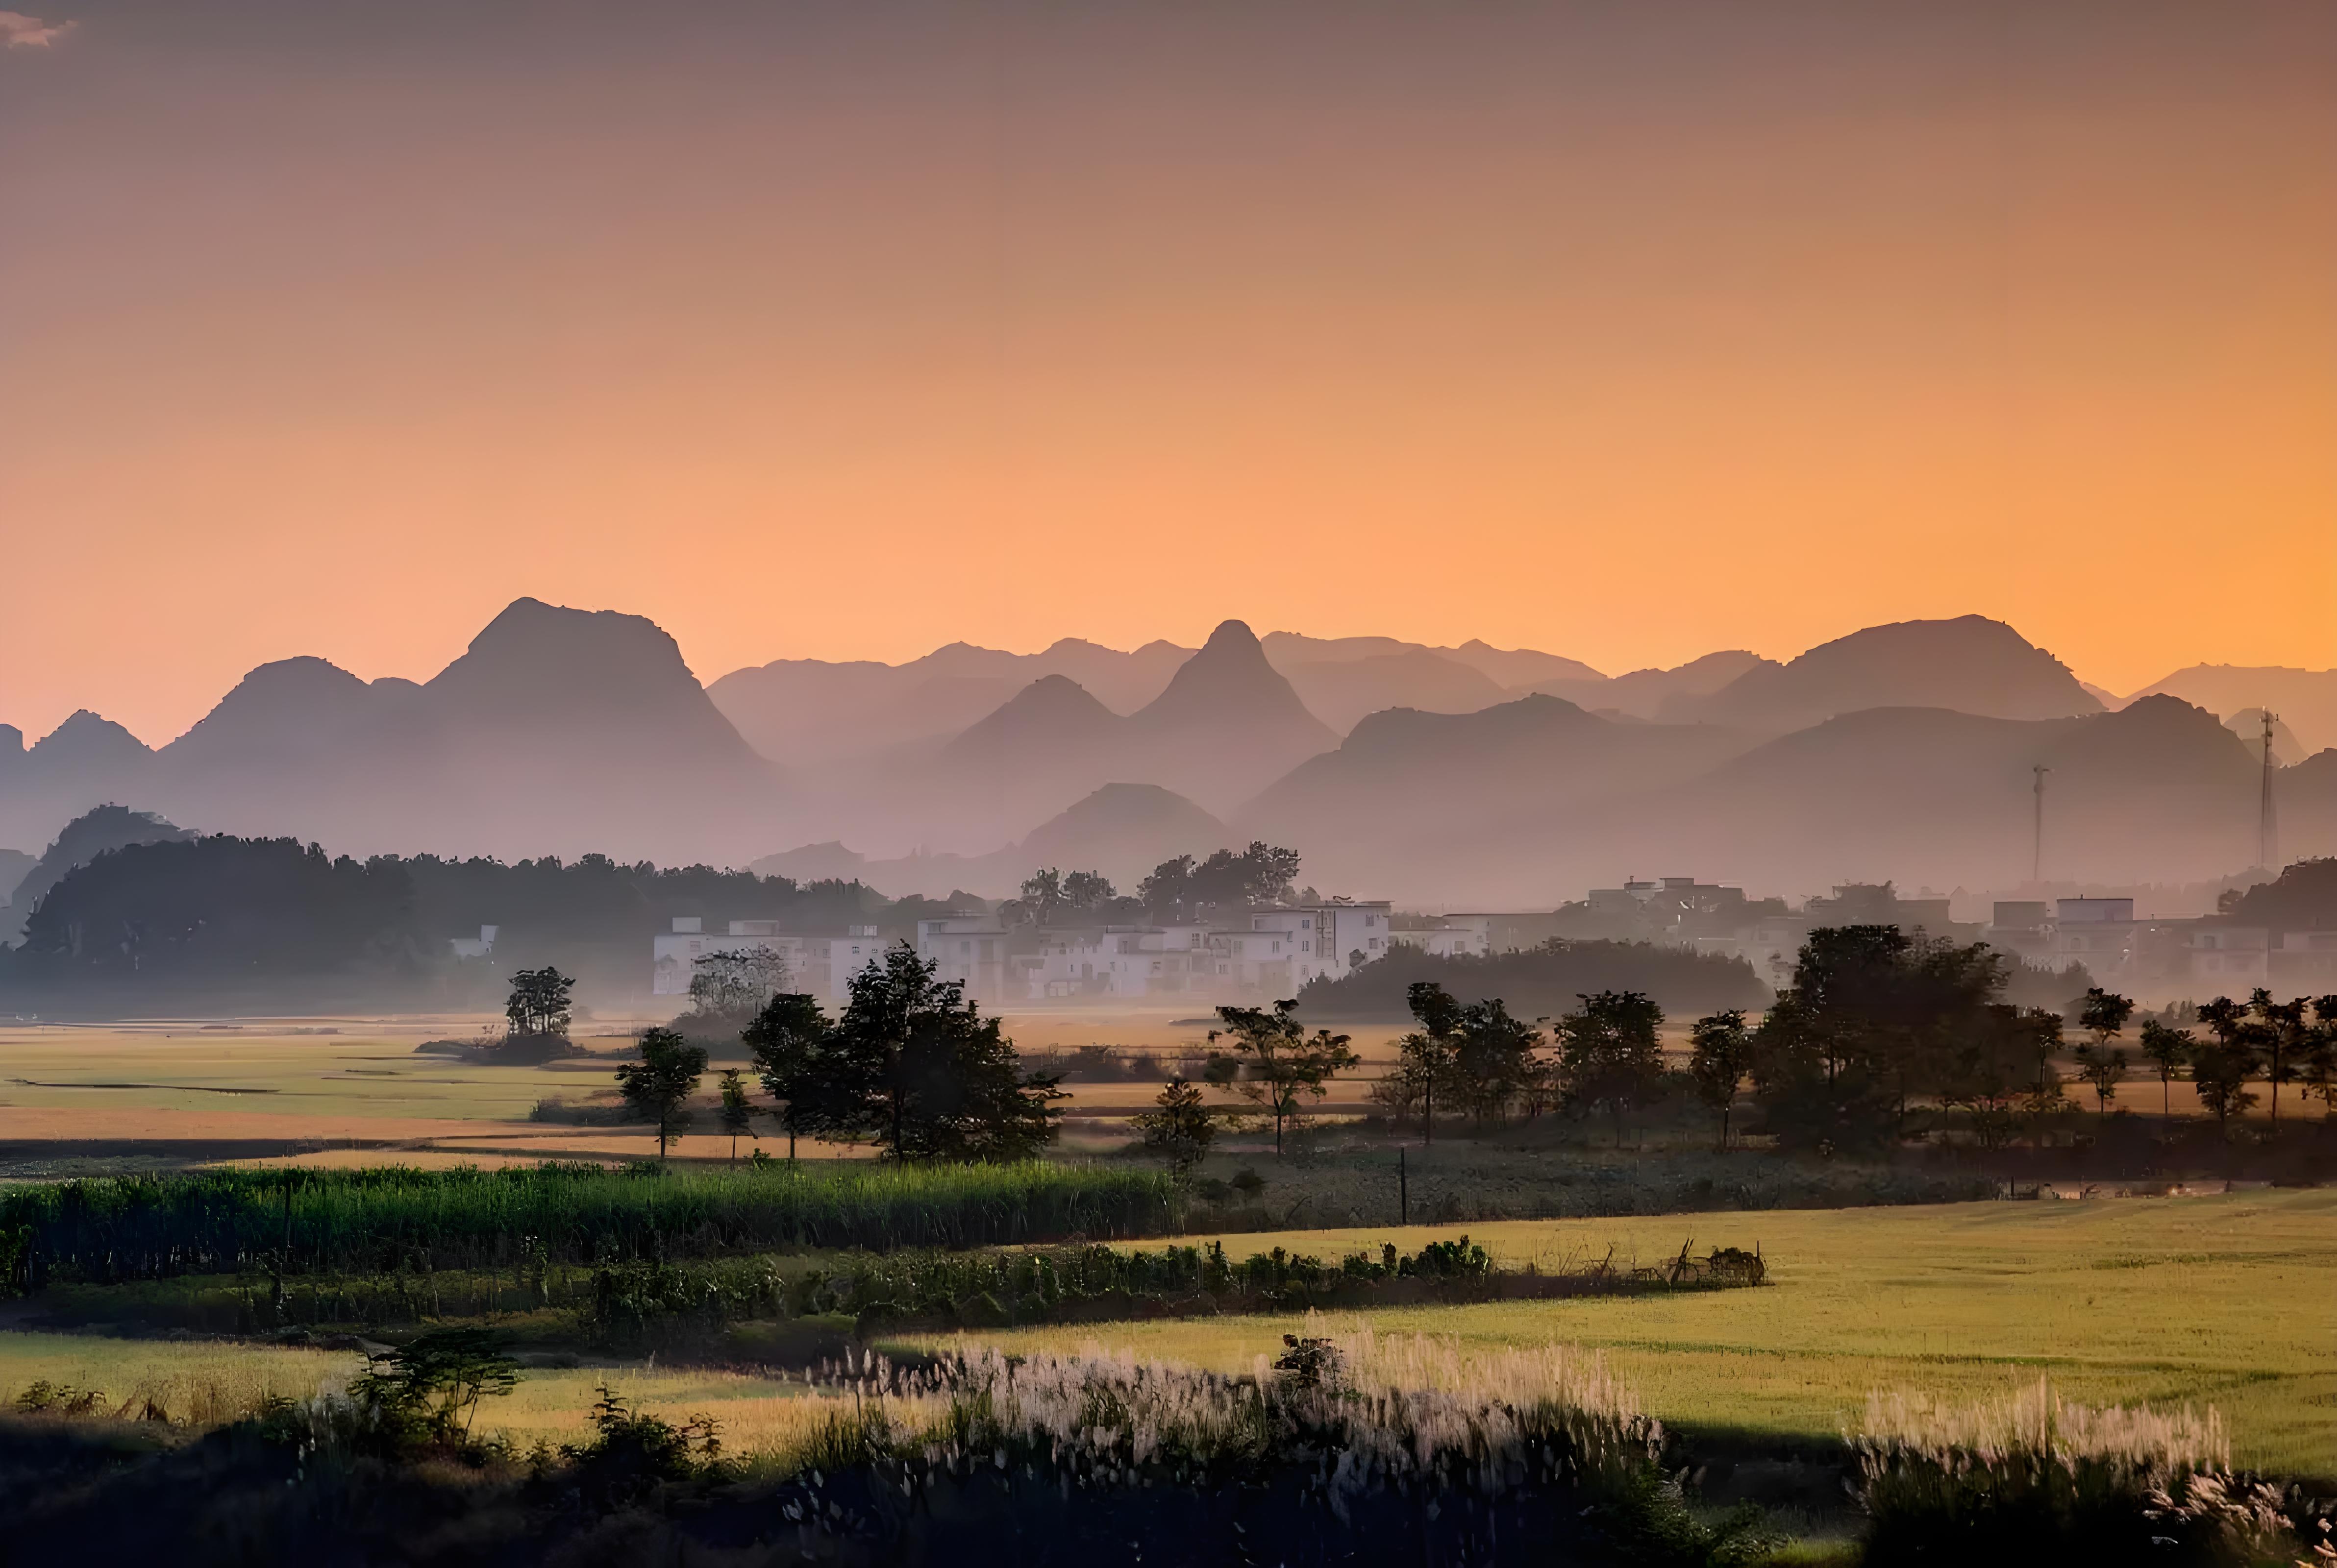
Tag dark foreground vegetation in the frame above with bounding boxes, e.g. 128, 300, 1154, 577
1, 1336, 2326, 1568
0, 1161, 1176, 1288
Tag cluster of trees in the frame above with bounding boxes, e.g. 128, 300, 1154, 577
1135, 843, 1303, 919
1719, 931, 2337, 1153
1298, 938, 1769, 1021
616, 943, 1065, 1163
996, 844, 1309, 931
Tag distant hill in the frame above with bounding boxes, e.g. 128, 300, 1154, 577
0, 599, 788, 865
1119, 620, 1340, 810
1242, 693, 2326, 906
1015, 783, 1228, 885
1277, 650, 1510, 733
0, 848, 30, 907
0, 805, 192, 943
1238, 695, 1760, 887
1522, 650, 1778, 721
1572, 695, 2267, 896
755, 783, 1227, 900
1671, 617, 2101, 733
709, 637, 1192, 765
2130, 664, 2337, 757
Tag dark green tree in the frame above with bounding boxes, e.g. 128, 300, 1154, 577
742, 991, 835, 1161
2250, 989, 2311, 1128
2077, 987, 2136, 1051
506, 966, 575, 1038
789, 943, 1063, 1160
2187, 1001, 2260, 1135
1555, 990, 1665, 1145
1205, 999, 1358, 1156
1749, 927, 2006, 1153
1377, 980, 1464, 1142
2138, 1019, 2193, 1119
1138, 844, 1300, 918
1450, 995, 1547, 1125
615, 1027, 707, 1160
1130, 1077, 1219, 1173
2070, 1042, 2128, 1115
716, 1068, 757, 1162
1687, 1009, 1754, 1150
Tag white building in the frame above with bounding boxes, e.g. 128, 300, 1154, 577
915, 915, 1013, 1002
1023, 923, 1215, 999
650, 918, 886, 1007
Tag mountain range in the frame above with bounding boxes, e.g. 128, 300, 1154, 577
4, 599, 2331, 907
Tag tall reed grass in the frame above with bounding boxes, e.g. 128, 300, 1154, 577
0, 1160, 1179, 1286
1852, 1376, 2318, 1567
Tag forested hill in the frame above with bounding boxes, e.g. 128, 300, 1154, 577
0, 835, 902, 1013
1297, 941, 1769, 1021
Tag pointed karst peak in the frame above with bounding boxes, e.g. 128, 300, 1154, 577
1202, 618, 1262, 653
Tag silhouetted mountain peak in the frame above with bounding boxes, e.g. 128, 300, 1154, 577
945, 675, 1121, 760
164, 657, 378, 760
1136, 619, 1334, 738
32, 711, 152, 767
1687, 615, 2100, 731
431, 598, 704, 709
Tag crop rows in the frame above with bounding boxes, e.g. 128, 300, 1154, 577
0, 1161, 1180, 1286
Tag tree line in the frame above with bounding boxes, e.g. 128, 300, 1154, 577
596, 922, 2337, 1167
1140, 924, 2337, 1167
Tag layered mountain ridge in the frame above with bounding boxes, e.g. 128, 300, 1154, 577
6, 604, 2331, 905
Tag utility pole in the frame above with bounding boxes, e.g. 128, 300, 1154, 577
2031, 764, 2049, 885
2259, 709, 2280, 871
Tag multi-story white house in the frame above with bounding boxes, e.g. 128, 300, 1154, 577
915, 914, 1014, 1001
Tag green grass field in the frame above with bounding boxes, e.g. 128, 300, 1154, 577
905, 1189, 2337, 1476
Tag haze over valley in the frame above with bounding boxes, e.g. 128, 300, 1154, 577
5, 598, 2330, 912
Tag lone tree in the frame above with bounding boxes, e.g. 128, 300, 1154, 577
716, 1068, 757, 1162
2251, 989, 2310, 1129
2187, 1002, 2260, 1135
755, 943, 1063, 1161
2138, 1018, 2192, 1118
506, 966, 575, 1039
1380, 981, 1464, 1142
1205, 999, 1358, 1156
616, 1027, 708, 1160
2073, 986, 2135, 1114
1688, 1008, 1754, 1150
1131, 1077, 1219, 1174
2071, 1041, 2128, 1115
350, 1327, 519, 1446
742, 991, 835, 1161
1555, 990, 1665, 1146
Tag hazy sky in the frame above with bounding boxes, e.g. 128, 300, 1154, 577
3, 0, 2333, 744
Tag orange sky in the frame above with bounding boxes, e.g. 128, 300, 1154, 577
2, 1, 2334, 745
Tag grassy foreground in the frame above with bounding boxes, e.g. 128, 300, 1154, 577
910, 1189, 2337, 1477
